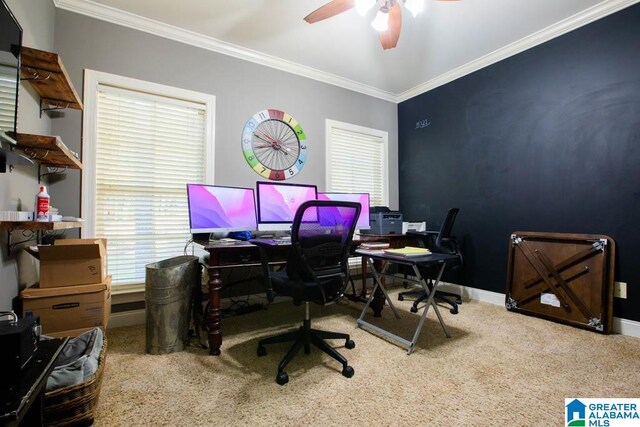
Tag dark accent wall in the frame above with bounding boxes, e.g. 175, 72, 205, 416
398, 4, 640, 321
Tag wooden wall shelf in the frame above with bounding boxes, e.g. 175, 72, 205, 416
0, 221, 83, 255
0, 221, 83, 232
13, 133, 82, 170
20, 46, 83, 112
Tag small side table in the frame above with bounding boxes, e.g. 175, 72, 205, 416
0, 337, 68, 426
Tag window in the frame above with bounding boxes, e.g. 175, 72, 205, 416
325, 119, 388, 206
326, 119, 388, 273
0, 65, 17, 133
82, 70, 215, 290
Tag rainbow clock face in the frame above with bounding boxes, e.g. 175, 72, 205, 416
241, 109, 307, 181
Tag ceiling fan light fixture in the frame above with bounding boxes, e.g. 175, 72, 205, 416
371, 8, 390, 31
403, 0, 424, 17
355, 0, 377, 15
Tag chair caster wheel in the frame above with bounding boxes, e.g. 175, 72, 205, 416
345, 339, 355, 349
276, 372, 289, 385
257, 346, 267, 356
342, 365, 354, 378
410, 306, 418, 313
450, 307, 459, 315
398, 295, 405, 301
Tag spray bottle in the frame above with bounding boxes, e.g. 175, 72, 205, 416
35, 185, 50, 222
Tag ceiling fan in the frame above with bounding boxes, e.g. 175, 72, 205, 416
304, 0, 461, 50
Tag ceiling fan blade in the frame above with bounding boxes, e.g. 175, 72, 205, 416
379, 2, 402, 50
304, 0, 355, 24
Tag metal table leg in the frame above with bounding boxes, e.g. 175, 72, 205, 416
357, 257, 452, 354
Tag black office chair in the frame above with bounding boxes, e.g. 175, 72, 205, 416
398, 208, 463, 314
252, 200, 361, 385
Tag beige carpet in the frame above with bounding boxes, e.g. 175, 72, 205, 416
95, 289, 640, 426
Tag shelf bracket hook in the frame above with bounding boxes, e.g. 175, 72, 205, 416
40, 99, 70, 118
21, 67, 52, 82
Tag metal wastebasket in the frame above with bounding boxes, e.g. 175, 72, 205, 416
145, 255, 199, 354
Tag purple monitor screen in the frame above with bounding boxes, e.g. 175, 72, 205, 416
186, 184, 257, 233
317, 192, 370, 229
256, 181, 318, 231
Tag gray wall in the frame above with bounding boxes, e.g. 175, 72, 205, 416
1, 6, 398, 310
0, 0, 55, 311
50, 10, 398, 210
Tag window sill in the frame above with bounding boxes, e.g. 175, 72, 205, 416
112, 282, 145, 304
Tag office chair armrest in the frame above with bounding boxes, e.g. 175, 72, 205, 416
407, 230, 439, 249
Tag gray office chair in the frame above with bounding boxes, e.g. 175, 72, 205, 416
251, 200, 361, 385
398, 208, 463, 314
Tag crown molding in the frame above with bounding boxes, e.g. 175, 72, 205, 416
52, 0, 397, 102
397, 0, 640, 102
55, 0, 638, 104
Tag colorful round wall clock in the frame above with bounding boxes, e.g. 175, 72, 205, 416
241, 109, 307, 181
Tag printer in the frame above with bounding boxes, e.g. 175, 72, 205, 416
363, 206, 403, 235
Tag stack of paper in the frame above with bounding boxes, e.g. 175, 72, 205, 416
356, 248, 386, 256
359, 241, 390, 249
383, 246, 432, 257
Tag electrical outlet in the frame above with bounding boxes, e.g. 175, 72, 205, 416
614, 281, 627, 299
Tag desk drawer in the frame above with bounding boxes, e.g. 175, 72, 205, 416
213, 245, 289, 267
213, 246, 260, 266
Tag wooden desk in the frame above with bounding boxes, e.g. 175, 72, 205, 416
198, 233, 418, 356
196, 240, 290, 356
0, 337, 68, 426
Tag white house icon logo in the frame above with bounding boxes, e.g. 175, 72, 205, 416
566, 399, 587, 426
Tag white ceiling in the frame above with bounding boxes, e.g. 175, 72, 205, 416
54, 0, 636, 102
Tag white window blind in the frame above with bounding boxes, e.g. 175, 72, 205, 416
0, 67, 17, 133
94, 84, 207, 286
326, 120, 388, 206
326, 120, 388, 273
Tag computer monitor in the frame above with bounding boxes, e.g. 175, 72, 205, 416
186, 184, 257, 234
317, 192, 370, 230
256, 181, 318, 231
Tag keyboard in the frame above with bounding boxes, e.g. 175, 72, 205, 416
210, 237, 239, 244
251, 238, 290, 246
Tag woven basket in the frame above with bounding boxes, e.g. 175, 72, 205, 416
43, 336, 108, 427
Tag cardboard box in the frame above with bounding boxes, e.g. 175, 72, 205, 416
36, 238, 107, 288
21, 277, 112, 335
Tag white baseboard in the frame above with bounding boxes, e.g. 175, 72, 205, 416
107, 294, 284, 330
108, 284, 640, 338
442, 283, 639, 338
611, 317, 640, 337
108, 308, 145, 329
